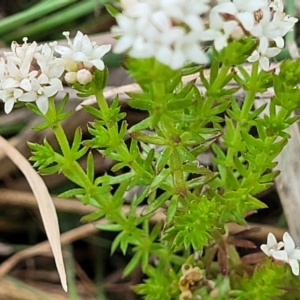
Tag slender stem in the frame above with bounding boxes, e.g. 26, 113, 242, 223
96, 91, 109, 118
53, 124, 71, 156
53, 123, 95, 190
227, 61, 259, 163
210, 64, 231, 91
241, 61, 259, 120
95, 90, 146, 175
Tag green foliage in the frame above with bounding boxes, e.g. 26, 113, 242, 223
134, 265, 180, 300
27, 35, 300, 299
230, 262, 286, 299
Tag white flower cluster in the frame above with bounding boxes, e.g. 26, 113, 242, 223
112, 0, 297, 71
112, 0, 211, 70
55, 31, 111, 85
261, 232, 300, 275
0, 31, 111, 114
209, 0, 298, 70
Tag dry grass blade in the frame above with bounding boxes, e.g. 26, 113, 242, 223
0, 136, 67, 292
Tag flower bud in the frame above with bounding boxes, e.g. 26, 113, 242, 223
64, 58, 78, 72
65, 72, 77, 84
76, 69, 92, 85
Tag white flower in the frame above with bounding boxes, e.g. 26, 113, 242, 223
260, 232, 284, 257
208, 0, 268, 33
158, 30, 209, 69
0, 88, 23, 114
272, 9, 298, 37
272, 232, 300, 276
0, 36, 70, 114
0, 59, 38, 113
203, 4, 238, 51
4, 37, 41, 66
35, 42, 64, 79
19, 74, 63, 114
247, 36, 281, 70
112, 0, 210, 69
55, 31, 111, 70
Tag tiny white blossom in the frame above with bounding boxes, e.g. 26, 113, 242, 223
203, 4, 238, 51
112, 0, 210, 69
260, 232, 284, 256
19, 74, 63, 114
247, 36, 281, 70
55, 31, 111, 70
35, 42, 64, 79
0, 59, 38, 113
0, 88, 23, 114
0, 35, 80, 114
272, 232, 300, 276
208, 0, 297, 70
4, 37, 41, 65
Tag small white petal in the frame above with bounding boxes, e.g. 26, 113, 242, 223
43, 86, 59, 97
2, 78, 19, 89
265, 47, 281, 58
290, 249, 300, 260
247, 50, 259, 63
272, 250, 289, 262
72, 52, 89, 62
14, 89, 23, 99
283, 232, 296, 254
114, 36, 135, 53
215, 35, 228, 51
260, 244, 272, 256
94, 44, 111, 58
82, 35, 93, 54
36, 95, 49, 114
4, 98, 15, 114
90, 59, 105, 70
237, 12, 255, 31
259, 56, 270, 71
54, 45, 73, 56
267, 233, 277, 248
288, 259, 299, 276
19, 91, 35, 102
20, 78, 32, 92
273, 37, 284, 49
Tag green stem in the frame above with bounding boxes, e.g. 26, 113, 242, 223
277, 106, 289, 121
53, 124, 94, 190
241, 61, 259, 120
53, 124, 72, 156
95, 89, 109, 116
95, 89, 146, 175
227, 61, 259, 163
210, 64, 231, 91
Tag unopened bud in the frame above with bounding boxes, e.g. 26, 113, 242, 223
65, 72, 77, 84
64, 58, 78, 72
76, 69, 92, 85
